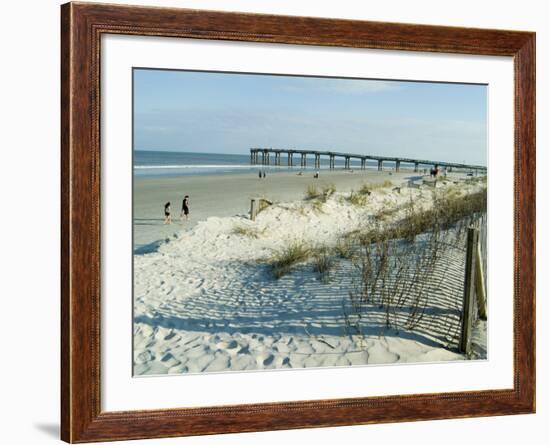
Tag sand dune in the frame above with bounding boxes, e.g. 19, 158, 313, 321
133, 169, 416, 251
133, 174, 487, 376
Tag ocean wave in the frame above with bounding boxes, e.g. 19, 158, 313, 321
134, 164, 255, 170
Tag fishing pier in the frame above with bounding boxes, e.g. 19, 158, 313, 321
250, 147, 487, 173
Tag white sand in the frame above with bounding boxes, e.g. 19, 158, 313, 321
133, 169, 415, 251
133, 174, 487, 376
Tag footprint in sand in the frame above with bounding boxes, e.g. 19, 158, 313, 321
164, 331, 178, 341
204, 354, 230, 372
237, 345, 250, 355
216, 339, 239, 352
262, 354, 275, 366
193, 278, 205, 288
161, 352, 181, 368
135, 350, 154, 364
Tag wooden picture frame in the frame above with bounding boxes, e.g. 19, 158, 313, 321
61, 2, 535, 442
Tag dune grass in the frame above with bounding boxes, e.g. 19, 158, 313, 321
347, 190, 368, 206
258, 198, 272, 214
312, 247, 333, 283
373, 205, 401, 223
358, 180, 393, 195
268, 181, 486, 282
347, 185, 487, 335
311, 200, 325, 213
305, 184, 321, 200
231, 225, 261, 238
322, 184, 336, 200
305, 184, 336, 203
269, 241, 312, 279
347, 181, 394, 206
360, 188, 487, 245
333, 237, 355, 259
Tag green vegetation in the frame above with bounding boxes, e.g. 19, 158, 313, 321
265, 183, 486, 293
304, 184, 336, 203
360, 188, 487, 244
322, 184, 336, 201
373, 204, 400, 223
305, 184, 321, 200
269, 241, 312, 279
347, 181, 393, 206
311, 200, 325, 213
258, 198, 272, 213
358, 180, 393, 195
347, 190, 368, 206
313, 247, 333, 283
231, 225, 261, 238
333, 237, 355, 259
346, 185, 487, 337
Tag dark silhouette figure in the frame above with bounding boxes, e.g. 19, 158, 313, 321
180, 195, 190, 221
163, 202, 171, 224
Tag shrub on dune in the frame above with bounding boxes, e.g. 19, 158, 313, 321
312, 247, 333, 283
231, 225, 260, 238
269, 241, 312, 279
305, 184, 321, 200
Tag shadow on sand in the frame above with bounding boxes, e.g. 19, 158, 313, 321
134, 256, 464, 352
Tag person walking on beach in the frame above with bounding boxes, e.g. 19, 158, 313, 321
180, 195, 190, 221
258, 170, 262, 179
263, 170, 266, 178
164, 202, 171, 225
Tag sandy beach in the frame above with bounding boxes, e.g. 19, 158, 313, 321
133, 169, 418, 252
133, 170, 487, 376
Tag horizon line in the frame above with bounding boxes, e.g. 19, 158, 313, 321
134, 148, 486, 168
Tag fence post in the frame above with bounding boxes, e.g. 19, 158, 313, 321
250, 198, 258, 221
459, 227, 479, 354
475, 240, 487, 320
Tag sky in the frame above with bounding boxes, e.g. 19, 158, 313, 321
133, 68, 487, 166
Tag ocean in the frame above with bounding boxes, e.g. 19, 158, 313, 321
134, 150, 377, 178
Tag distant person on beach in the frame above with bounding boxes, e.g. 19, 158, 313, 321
180, 195, 190, 221
263, 170, 266, 178
258, 170, 262, 179
164, 202, 171, 225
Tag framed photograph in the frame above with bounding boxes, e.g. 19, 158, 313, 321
61, 2, 535, 442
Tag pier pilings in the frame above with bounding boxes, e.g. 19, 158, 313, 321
249, 148, 487, 175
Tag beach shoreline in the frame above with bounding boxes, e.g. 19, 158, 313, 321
134, 168, 429, 252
